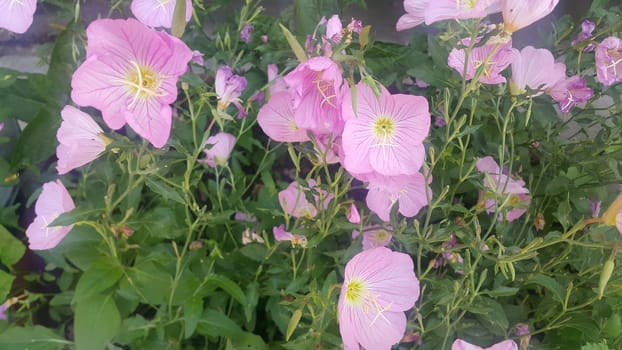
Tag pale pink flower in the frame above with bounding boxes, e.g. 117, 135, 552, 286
341, 82, 430, 177
71, 18, 193, 148
26, 180, 75, 250
131, 0, 192, 28
0, 0, 36, 34
424, 0, 501, 26
261, 35, 268, 43
366, 172, 431, 222
571, 20, 596, 52
477, 156, 530, 222
0, 300, 7, 320
56, 106, 109, 175
234, 212, 257, 222
595, 36, 622, 87
312, 135, 340, 164
256, 91, 309, 142
362, 228, 392, 250
338, 247, 420, 350
278, 180, 332, 219
325, 14, 343, 43
550, 75, 593, 113
267, 64, 287, 95
452, 339, 518, 350
448, 39, 514, 84
616, 210, 622, 235
509, 46, 566, 96
347, 203, 361, 224
200, 132, 236, 167
501, 0, 558, 33
396, 0, 429, 31
215, 66, 247, 111
242, 228, 264, 245
284, 56, 344, 136
191, 50, 205, 65
272, 224, 307, 247
240, 23, 254, 43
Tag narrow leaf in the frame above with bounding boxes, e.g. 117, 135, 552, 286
285, 309, 303, 341
279, 23, 307, 63
172, 0, 188, 38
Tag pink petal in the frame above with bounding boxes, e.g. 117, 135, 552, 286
26, 180, 75, 250
257, 91, 309, 142
616, 209, 622, 235
124, 98, 172, 148
131, 0, 193, 28
0, 0, 36, 34
56, 106, 107, 175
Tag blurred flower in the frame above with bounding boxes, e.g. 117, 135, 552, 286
257, 91, 309, 142
26, 180, 75, 250
347, 18, 363, 33
591, 200, 602, 218
341, 82, 430, 177
501, 0, 558, 34
477, 156, 531, 222
452, 339, 518, 350
448, 38, 514, 84
272, 224, 307, 247
242, 228, 264, 245
366, 172, 431, 222
200, 132, 236, 168
56, 106, 110, 175
509, 46, 566, 96
284, 57, 345, 137
602, 194, 622, 234
260, 35, 268, 43
235, 212, 257, 222
347, 203, 361, 224
131, 0, 192, 28
278, 180, 333, 219
396, 0, 429, 31
549, 75, 593, 113
240, 23, 254, 43
0, 122, 3, 132
338, 247, 420, 350
362, 227, 392, 250
0, 0, 36, 34
325, 14, 343, 43
571, 20, 596, 51
434, 115, 447, 127
534, 213, 545, 230
312, 135, 340, 164
0, 300, 7, 320
424, 0, 500, 26
71, 18, 192, 148
267, 64, 287, 95
191, 50, 204, 65
215, 66, 247, 112
595, 36, 622, 87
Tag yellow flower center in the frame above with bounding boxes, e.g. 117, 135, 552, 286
374, 230, 388, 242
456, 0, 478, 9
345, 279, 366, 305
120, 61, 165, 108
372, 116, 395, 142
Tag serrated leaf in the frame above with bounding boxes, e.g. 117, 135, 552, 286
74, 294, 120, 350
0, 224, 25, 267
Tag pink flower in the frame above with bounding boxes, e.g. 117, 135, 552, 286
200, 132, 236, 167
616, 209, 622, 235
215, 66, 247, 111
501, 0, 558, 33
325, 14, 343, 43
396, 0, 429, 31
477, 156, 530, 222
272, 224, 307, 247
362, 227, 392, 250
366, 172, 431, 222
191, 50, 205, 65
131, 0, 192, 28
56, 106, 109, 175
71, 18, 193, 148
509, 46, 566, 96
347, 203, 361, 224
341, 82, 430, 177
278, 180, 332, 219
240, 23, 254, 43
267, 64, 287, 95
550, 75, 593, 113
452, 339, 518, 350
338, 247, 420, 350
0, 300, 8, 320
25, 180, 75, 250
424, 0, 500, 26
0, 0, 36, 34
242, 228, 264, 245
284, 57, 344, 136
256, 91, 309, 142
448, 38, 514, 84
595, 36, 622, 87
571, 20, 596, 52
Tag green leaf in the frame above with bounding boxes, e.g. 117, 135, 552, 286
145, 178, 185, 205
525, 274, 565, 304
184, 297, 203, 338
45, 23, 80, 107
359, 25, 371, 49
0, 326, 70, 350
74, 294, 121, 350
172, 0, 188, 38
48, 207, 100, 227
278, 23, 307, 63
285, 309, 303, 341
0, 225, 25, 267
0, 270, 14, 303
196, 309, 243, 338
73, 258, 124, 303
205, 274, 247, 305
581, 343, 609, 350
11, 108, 60, 169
